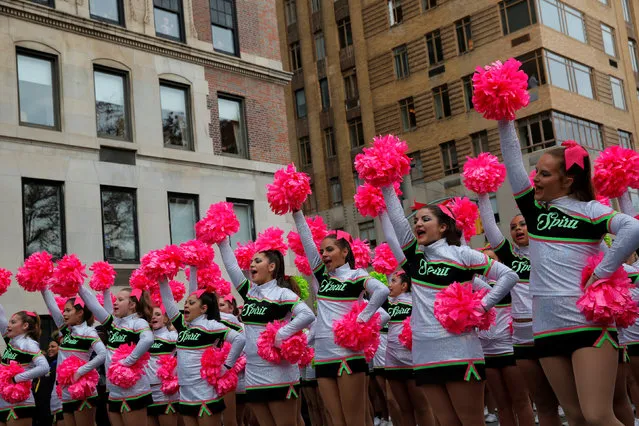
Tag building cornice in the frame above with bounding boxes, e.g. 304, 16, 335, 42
0, 1, 292, 86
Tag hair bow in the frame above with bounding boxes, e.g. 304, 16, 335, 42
223, 293, 234, 303
24, 311, 37, 318
438, 199, 455, 220
331, 230, 353, 245
191, 289, 206, 299
561, 140, 588, 170
73, 296, 85, 308
130, 288, 142, 300
411, 200, 428, 211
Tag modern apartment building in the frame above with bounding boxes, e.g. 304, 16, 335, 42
0, 0, 291, 334
276, 0, 639, 246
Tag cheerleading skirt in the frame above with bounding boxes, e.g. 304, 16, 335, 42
177, 381, 225, 417
148, 384, 177, 417
244, 351, 301, 402
0, 392, 35, 411
0, 405, 36, 422
384, 340, 414, 381
373, 334, 387, 370
60, 385, 99, 404
512, 320, 537, 360
533, 296, 618, 358
479, 306, 515, 369
50, 387, 62, 414
314, 336, 368, 378
237, 371, 246, 394
62, 395, 99, 413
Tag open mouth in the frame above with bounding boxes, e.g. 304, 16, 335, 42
416, 229, 426, 238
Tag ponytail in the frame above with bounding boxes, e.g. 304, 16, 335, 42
323, 236, 356, 269
123, 288, 153, 323
15, 311, 41, 341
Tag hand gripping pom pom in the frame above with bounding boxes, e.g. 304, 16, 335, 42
195, 202, 240, 245
50, 254, 87, 298
57, 356, 99, 400
593, 146, 639, 198
0, 268, 12, 296
354, 135, 411, 187
351, 238, 372, 269
354, 184, 386, 218
333, 301, 381, 352
365, 335, 380, 363
89, 261, 115, 291
140, 245, 183, 281
17, 251, 54, 292
472, 58, 530, 121
299, 346, 315, 368
434, 282, 495, 334
0, 362, 31, 403
450, 198, 479, 243
372, 243, 398, 275
106, 343, 151, 389
398, 317, 412, 350
295, 256, 312, 276
462, 153, 507, 195
179, 240, 215, 269
235, 241, 257, 271
200, 342, 231, 386
157, 355, 179, 396
266, 164, 312, 215
214, 355, 247, 396
255, 227, 288, 256
576, 253, 639, 327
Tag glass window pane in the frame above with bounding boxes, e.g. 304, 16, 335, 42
229, 202, 253, 247
90, 0, 120, 22
565, 9, 586, 42
218, 97, 245, 155
17, 54, 55, 127
169, 195, 197, 244
23, 181, 64, 258
546, 52, 570, 91
155, 8, 181, 39
160, 84, 190, 148
602, 25, 616, 56
539, 0, 561, 32
507, 0, 533, 33
101, 189, 137, 262
212, 25, 235, 54
611, 77, 626, 109
629, 40, 638, 72
573, 63, 593, 98
94, 70, 128, 139
295, 90, 306, 118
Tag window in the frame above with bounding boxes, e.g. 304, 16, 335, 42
610, 76, 626, 110
319, 78, 330, 111
423, 0, 437, 10
517, 111, 555, 152
228, 199, 255, 247
154, 0, 185, 41
284, 0, 297, 25
455, 17, 472, 54
330, 177, 343, 206
516, 50, 546, 89
344, 72, 359, 101
544, 51, 593, 99
100, 186, 139, 263
303, 184, 318, 213
22, 179, 65, 259
315, 32, 326, 60
462, 75, 474, 111
440, 141, 459, 175
16, 49, 59, 129
295, 89, 307, 118
90, 0, 124, 25
552, 111, 603, 152
210, 0, 238, 56
388, 0, 403, 26
94, 67, 131, 140
618, 130, 634, 149
298, 137, 312, 166
349, 119, 365, 148
426, 30, 444, 65
219, 95, 248, 157
601, 24, 616, 57
359, 221, 377, 247
499, 0, 537, 35
433, 84, 451, 119
471, 130, 489, 155
393, 45, 410, 79
409, 151, 424, 181
160, 82, 192, 149
630, 189, 639, 213
311, 0, 321, 13
325, 128, 337, 158
338, 18, 353, 49
599, 0, 608, 4
629, 39, 638, 72
399, 97, 417, 131
218, 95, 247, 157
621, 0, 631, 23
168, 193, 199, 244
538, 0, 586, 43
30, 0, 55, 7
489, 194, 500, 224
289, 42, 302, 72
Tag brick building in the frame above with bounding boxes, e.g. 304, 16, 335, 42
0, 0, 290, 333
276, 0, 639, 245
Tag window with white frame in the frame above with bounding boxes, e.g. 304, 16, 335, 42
552, 111, 603, 152
168, 193, 198, 244
538, 0, 586, 43
601, 23, 616, 57
610, 76, 626, 110
621, 0, 631, 23
472, 130, 489, 155
388, 0, 403, 26
618, 130, 634, 149
227, 199, 255, 246
629, 39, 638, 73
284, 0, 297, 25
544, 50, 593, 99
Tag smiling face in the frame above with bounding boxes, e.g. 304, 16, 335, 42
249, 252, 276, 284
533, 153, 573, 202
62, 301, 84, 327
150, 307, 167, 330
509, 215, 529, 247
6, 314, 28, 339
413, 207, 448, 246
113, 290, 136, 318
389, 273, 408, 298
218, 300, 233, 314
320, 237, 349, 272
47, 340, 59, 358
183, 294, 207, 322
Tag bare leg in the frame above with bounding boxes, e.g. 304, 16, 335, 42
65, 413, 78, 426
446, 380, 485, 426
108, 412, 125, 426
384, 380, 402, 426
539, 356, 587, 426
502, 365, 535, 426
121, 408, 148, 426
196, 412, 222, 426
248, 403, 276, 426
388, 380, 417, 426
74, 406, 97, 426
268, 399, 298, 426
517, 358, 562, 426
236, 401, 246, 426
150, 416, 161, 426
406, 381, 436, 426
422, 384, 462, 426
223, 392, 238, 426
302, 388, 322, 426
485, 368, 516, 426
337, 373, 367, 426
614, 362, 635, 426
318, 378, 347, 426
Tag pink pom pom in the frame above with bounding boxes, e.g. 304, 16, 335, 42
434, 282, 495, 334
596, 193, 611, 207
299, 346, 315, 368
89, 261, 115, 292
365, 336, 379, 363
235, 241, 257, 271
372, 243, 398, 275
354, 135, 411, 187
214, 369, 238, 396
0, 362, 31, 403
0, 268, 12, 296
169, 280, 186, 302
179, 240, 215, 269
95, 292, 116, 307
17, 251, 54, 292
256, 321, 283, 364
295, 256, 312, 276
56, 384, 62, 399
55, 296, 67, 312
255, 227, 288, 256
449, 197, 479, 242
141, 245, 183, 281
50, 254, 87, 298
576, 253, 639, 327
398, 317, 412, 350
200, 342, 231, 386
287, 231, 305, 256
354, 184, 386, 218
129, 268, 157, 293
266, 164, 312, 215
307, 216, 329, 245
351, 238, 371, 269
529, 169, 537, 186
333, 301, 381, 352
57, 356, 99, 400
233, 355, 247, 373
281, 332, 309, 364
107, 343, 151, 389
157, 355, 179, 396
593, 146, 639, 198
195, 202, 240, 245
462, 153, 507, 194
472, 58, 530, 121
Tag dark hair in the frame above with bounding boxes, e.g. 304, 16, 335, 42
197, 292, 221, 321
123, 288, 153, 323
281, 275, 302, 298
230, 298, 240, 317
420, 205, 462, 246
547, 147, 595, 202
260, 250, 299, 292
395, 271, 412, 292
65, 299, 94, 326
322, 236, 356, 269
15, 311, 41, 341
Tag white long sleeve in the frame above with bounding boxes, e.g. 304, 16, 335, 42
41, 290, 64, 328
360, 278, 390, 322
159, 278, 180, 321
188, 266, 198, 294
103, 290, 114, 315
292, 211, 322, 270
477, 194, 506, 250
15, 353, 49, 382
0, 303, 6, 335
618, 191, 638, 217
123, 329, 153, 365
482, 261, 518, 310
76, 340, 107, 376
381, 186, 414, 247
378, 308, 391, 328
498, 120, 531, 195
78, 286, 110, 324
276, 302, 315, 342
595, 213, 639, 278
379, 211, 406, 266
224, 328, 246, 368
218, 239, 250, 288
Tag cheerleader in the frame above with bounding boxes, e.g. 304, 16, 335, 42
46, 338, 64, 426
291, 209, 389, 426
476, 193, 561, 426
380, 185, 518, 425
78, 286, 154, 426
0, 304, 49, 425
40, 290, 107, 426
217, 238, 315, 426
368, 307, 396, 426
497, 119, 639, 425
300, 323, 323, 426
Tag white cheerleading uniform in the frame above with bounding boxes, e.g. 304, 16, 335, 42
384, 292, 413, 380
475, 278, 515, 368
146, 326, 178, 415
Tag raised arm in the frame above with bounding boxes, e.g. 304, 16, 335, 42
477, 194, 506, 249
292, 211, 322, 270
188, 266, 198, 295
381, 186, 414, 247
276, 301, 315, 344
14, 353, 49, 382
618, 191, 638, 217
218, 239, 250, 289
159, 278, 180, 321
483, 259, 518, 310
41, 290, 64, 328
103, 290, 113, 314
223, 328, 246, 368
78, 285, 110, 324
360, 277, 390, 322
595, 213, 639, 278
0, 303, 6, 335
76, 339, 107, 378
498, 120, 531, 195
379, 211, 406, 265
